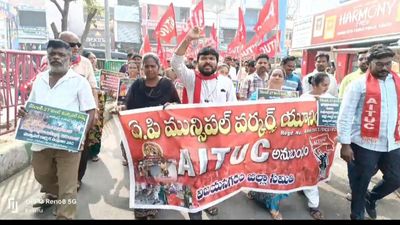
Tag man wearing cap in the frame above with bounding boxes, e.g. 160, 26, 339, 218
17, 40, 96, 219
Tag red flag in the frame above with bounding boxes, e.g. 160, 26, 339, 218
236, 8, 246, 47
154, 3, 177, 44
256, 32, 280, 58
157, 39, 168, 69
254, 0, 279, 38
140, 34, 151, 55
190, 0, 204, 29
211, 23, 218, 49
227, 8, 246, 54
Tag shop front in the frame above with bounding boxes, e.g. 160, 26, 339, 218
291, 0, 400, 83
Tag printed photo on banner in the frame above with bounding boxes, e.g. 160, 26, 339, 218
175, 82, 185, 102
15, 102, 89, 152
118, 78, 136, 103
257, 88, 299, 100
117, 99, 337, 213
99, 69, 125, 101
317, 97, 341, 127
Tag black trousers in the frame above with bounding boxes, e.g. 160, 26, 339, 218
349, 143, 400, 219
78, 141, 91, 182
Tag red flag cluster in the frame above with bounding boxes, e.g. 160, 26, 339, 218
228, 0, 279, 59
142, 0, 279, 64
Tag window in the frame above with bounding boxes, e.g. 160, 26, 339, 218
118, 0, 137, 6
175, 7, 190, 22
148, 5, 167, 20
18, 11, 46, 27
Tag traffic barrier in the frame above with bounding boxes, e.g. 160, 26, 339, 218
0, 50, 45, 135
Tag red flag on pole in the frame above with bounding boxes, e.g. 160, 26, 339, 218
140, 34, 151, 55
211, 23, 218, 49
154, 3, 177, 44
157, 39, 168, 69
190, 0, 204, 29
237, 7, 246, 47
227, 8, 246, 54
256, 32, 280, 58
253, 0, 279, 38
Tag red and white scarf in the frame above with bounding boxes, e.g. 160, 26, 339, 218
361, 70, 400, 142
71, 55, 81, 66
181, 71, 219, 104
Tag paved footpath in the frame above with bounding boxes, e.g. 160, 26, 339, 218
1, 117, 399, 220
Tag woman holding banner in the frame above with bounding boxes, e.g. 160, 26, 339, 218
299, 72, 334, 220
247, 66, 289, 220
123, 52, 181, 219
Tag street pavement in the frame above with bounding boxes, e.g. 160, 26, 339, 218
0, 117, 399, 220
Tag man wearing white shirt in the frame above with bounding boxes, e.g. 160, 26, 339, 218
171, 26, 237, 220
171, 27, 237, 105
17, 40, 96, 219
337, 44, 400, 220
302, 53, 338, 97
224, 56, 238, 81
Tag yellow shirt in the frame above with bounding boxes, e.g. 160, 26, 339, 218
338, 69, 365, 98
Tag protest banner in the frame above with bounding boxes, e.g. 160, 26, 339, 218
15, 102, 89, 152
257, 88, 299, 100
117, 99, 337, 213
317, 97, 341, 127
100, 70, 125, 101
118, 78, 136, 103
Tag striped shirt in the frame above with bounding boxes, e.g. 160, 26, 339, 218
239, 72, 267, 99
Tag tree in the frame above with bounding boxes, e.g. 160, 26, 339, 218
50, 0, 102, 45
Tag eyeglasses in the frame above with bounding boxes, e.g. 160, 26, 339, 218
358, 57, 368, 61
372, 61, 392, 68
69, 42, 81, 48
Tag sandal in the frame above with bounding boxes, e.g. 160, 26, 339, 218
134, 209, 158, 219
270, 210, 283, 220
310, 208, 324, 220
92, 156, 100, 162
345, 193, 352, 201
205, 206, 218, 216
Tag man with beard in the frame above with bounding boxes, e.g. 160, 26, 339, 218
171, 26, 236, 220
338, 50, 369, 98
17, 40, 96, 219
338, 50, 370, 202
171, 26, 237, 104
302, 53, 338, 97
338, 44, 400, 220
40, 31, 99, 191
239, 54, 270, 100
